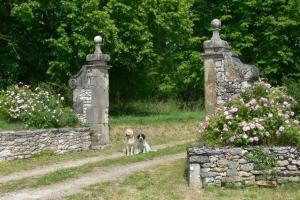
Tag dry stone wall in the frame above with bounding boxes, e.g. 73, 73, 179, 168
0, 128, 91, 162
188, 147, 300, 188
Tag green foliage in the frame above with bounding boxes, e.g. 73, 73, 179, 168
199, 81, 300, 147
1, 0, 299, 101
192, 0, 300, 85
244, 150, 277, 170
0, 83, 77, 129
283, 77, 300, 115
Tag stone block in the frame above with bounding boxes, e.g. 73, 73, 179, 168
214, 167, 228, 173
277, 170, 300, 176
291, 160, 300, 165
240, 163, 254, 172
201, 172, 220, 178
238, 171, 252, 177
256, 180, 277, 187
228, 161, 239, 169
226, 168, 237, 177
287, 165, 297, 171
217, 159, 228, 167
189, 156, 209, 163
277, 176, 300, 184
189, 164, 202, 188
0, 149, 11, 158
277, 160, 289, 167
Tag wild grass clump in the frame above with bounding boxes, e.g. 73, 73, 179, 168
199, 81, 300, 147
0, 82, 78, 129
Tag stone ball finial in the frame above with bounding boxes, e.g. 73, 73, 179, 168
94, 35, 102, 44
211, 19, 221, 29
94, 35, 102, 54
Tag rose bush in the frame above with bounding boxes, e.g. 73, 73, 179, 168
199, 81, 300, 147
0, 83, 78, 128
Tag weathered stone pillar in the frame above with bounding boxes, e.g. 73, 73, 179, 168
203, 19, 259, 116
69, 36, 111, 149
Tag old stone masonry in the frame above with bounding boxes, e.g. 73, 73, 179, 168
69, 36, 110, 149
188, 147, 300, 188
203, 19, 259, 116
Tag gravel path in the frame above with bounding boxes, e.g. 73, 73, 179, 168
0, 140, 193, 184
0, 152, 186, 200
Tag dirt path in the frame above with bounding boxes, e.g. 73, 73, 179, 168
0, 152, 186, 200
0, 140, 193, 184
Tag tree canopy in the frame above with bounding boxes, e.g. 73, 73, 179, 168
0, 0, 299, 101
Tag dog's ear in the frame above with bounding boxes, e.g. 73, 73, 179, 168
141, 133, 145, 139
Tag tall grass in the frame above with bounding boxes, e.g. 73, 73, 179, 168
110, 99, 203, 116
110, 99, 203, 125
0, 114, 25, 131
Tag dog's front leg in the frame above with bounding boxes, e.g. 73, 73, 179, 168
130, 146, 134, 156
126, 146, 130, 156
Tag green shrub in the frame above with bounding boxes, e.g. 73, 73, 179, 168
0, 82, 78, 129
199, 81, 300, 147
283, 77, 300, 116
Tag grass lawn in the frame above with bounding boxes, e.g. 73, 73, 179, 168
0, 109, 203, 176
0, 144, 187, 193
0, 118, 25, 131
66, 159, 300, 200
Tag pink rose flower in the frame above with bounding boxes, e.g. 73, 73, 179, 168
243, 126, 250, 132
230, 107, 238, 113
291, 112, 295, 116
229, 136, 236, 142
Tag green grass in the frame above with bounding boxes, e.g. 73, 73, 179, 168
66, 159, 300, 200
110, 99, 203, 117
0, 144, 187, 193
0, 117, 25, 131
110, 110, 202, 126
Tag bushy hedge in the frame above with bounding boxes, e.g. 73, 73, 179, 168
199, 81, 300, 147
0, 83, 78, 129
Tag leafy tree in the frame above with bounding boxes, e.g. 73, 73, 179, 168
1, 0, 299, 102
192, 0, 300, 84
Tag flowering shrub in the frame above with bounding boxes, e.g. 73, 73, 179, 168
199, 81, 300, 147
0, 83, 78, 128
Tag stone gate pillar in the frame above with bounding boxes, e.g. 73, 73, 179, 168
203, 19, 259, 116
69, 36, 111, 149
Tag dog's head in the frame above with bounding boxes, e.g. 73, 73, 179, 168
125, 128, 134, 139
137, 133, 146, 142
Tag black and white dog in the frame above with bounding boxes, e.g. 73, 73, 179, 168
137, 132, 151, 153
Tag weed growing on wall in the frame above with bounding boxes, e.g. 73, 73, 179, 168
0, 83, 77, 128
244, 150, 277, 170
199, 81, 300, 147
